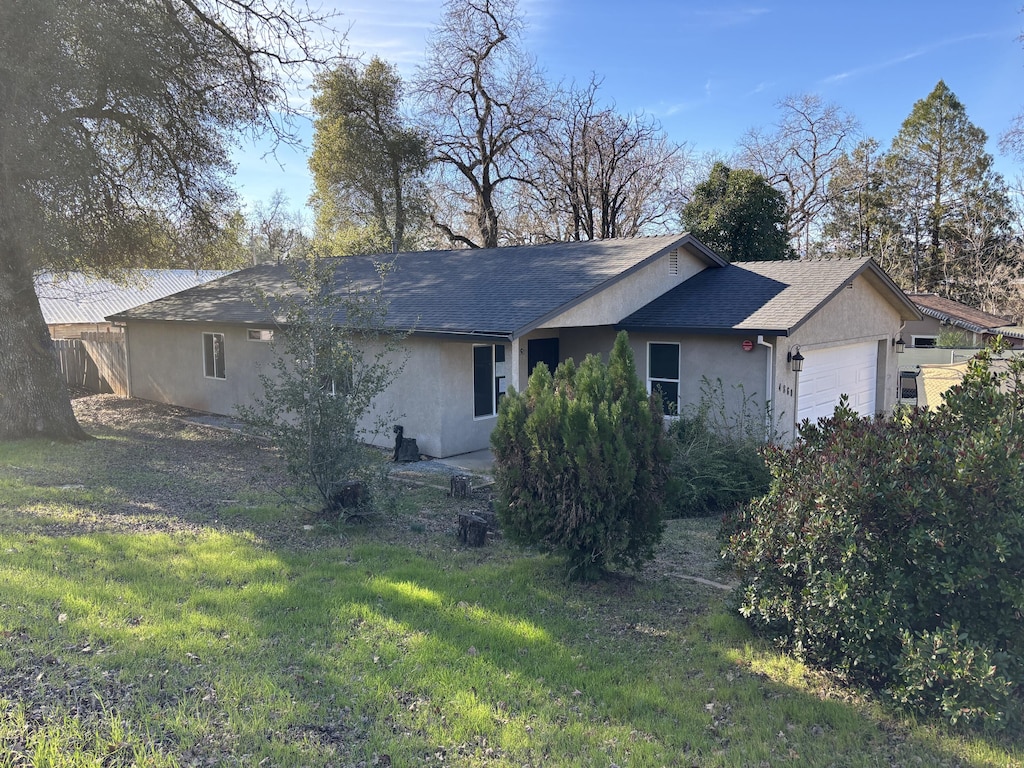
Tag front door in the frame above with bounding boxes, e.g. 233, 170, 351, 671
527, 338, 560, 376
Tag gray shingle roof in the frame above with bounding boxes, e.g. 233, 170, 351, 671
620, 257, 918, 335
36, 270, 233, 325
109, 234, 721, 337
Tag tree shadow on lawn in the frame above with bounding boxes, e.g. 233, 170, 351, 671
1, 529, 1014, 767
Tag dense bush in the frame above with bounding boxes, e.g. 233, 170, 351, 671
723, 351, 1024, 728
664, 378, 770, 518
491, 331, 669, 580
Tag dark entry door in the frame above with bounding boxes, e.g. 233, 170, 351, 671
527, 338, 560, 376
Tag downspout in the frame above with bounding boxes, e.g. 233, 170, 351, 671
756, 335, 774, 440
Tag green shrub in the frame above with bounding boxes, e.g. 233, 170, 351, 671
236, 257, 405, 521
491, 331, 669, 580
664, 378, 770, 518
722, 350, 1024, 728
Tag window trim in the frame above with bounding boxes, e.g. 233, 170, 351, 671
202, 332, 226, 380
247, 328, 274, 342
647, 341, 680, 416
473, 343, 508, 420
911, 335, 938, 349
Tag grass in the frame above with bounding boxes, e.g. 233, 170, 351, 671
0, 403, 1021, 767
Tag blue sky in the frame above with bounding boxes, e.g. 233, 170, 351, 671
232, 0, 1024, 214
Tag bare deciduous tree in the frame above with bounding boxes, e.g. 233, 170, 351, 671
738, 94, 859, 256
529, 78, 689, 242
415, 0, 550, 248
247, 190, 309, 265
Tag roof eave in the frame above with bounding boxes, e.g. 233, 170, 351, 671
616, 322, 790, 337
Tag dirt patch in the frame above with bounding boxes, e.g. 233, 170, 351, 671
4, 394, 723, 585
58, 395, 493, 550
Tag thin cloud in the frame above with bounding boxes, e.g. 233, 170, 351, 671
687, 6, 770, 28
822, 31, 1002, 85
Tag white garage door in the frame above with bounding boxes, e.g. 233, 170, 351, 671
797, 341, 878, 424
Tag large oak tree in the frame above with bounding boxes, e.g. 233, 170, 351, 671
414, 0, 549, 249
0, 0, 331, 440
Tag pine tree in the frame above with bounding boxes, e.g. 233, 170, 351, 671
491, 332, 668, 580
886, 81, 1013, 302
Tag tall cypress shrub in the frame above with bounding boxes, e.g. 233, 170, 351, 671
491, 332, 669, 580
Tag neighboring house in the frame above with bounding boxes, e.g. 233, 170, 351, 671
37, 269, 232, 396
108, 235, 920, 457
36, 270, 232, 338
904, 293, 1024, 350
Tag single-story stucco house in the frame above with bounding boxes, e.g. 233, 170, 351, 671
904, 293, 1024, 350
107, 234, 921, 457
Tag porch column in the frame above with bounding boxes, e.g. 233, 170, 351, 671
510, 337, 524, 394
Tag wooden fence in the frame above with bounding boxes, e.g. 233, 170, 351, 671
52, 332, 129, 397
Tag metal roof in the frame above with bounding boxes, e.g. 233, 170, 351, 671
36, 270, 233, 325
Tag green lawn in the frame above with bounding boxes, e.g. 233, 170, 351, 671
0, 397, 1020, 767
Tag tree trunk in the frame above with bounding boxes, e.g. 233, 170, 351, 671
0, 246, 89, 441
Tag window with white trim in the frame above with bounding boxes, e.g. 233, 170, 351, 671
247, 328, 274, 342
203, 332, 226, 379
648, 342, 680, 415
473, 344, 508, 418
912, 335, 938, 348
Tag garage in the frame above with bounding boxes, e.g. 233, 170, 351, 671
797, 341, 878, 424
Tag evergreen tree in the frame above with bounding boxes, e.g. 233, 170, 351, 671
824, 139, 904, 274
491, 332, 668, 580
681, 162, 794, 261
310, 57, 430, 255
885, 81, 1013, 303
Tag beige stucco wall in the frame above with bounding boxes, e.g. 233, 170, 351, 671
538, 247, 707, 329
626, 331, 774, 431
780, 273, 904, 439
125, 320, 277, 415
372, 339, 510, 458
124, 320, 509, 458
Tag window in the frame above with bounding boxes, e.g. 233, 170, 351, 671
247, 328, 274, 342
203, 332, 225, 379
648, 342, 680, 415
912, 335, 937, 348
473, 344, 508, 418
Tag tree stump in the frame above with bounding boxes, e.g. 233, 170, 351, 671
328, 480, 368, 513
457, 512, 489, 546
450, 474, 471, 498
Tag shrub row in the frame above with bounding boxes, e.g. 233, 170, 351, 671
723, 351, 1024, 728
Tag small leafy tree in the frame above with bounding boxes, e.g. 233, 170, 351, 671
491, 331, 669, 580
723, 349, 1024, 728
237, 257, 406, 519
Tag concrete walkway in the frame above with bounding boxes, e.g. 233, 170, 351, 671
434, 449, 494, 475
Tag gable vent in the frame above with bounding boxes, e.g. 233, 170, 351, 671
668, 251, 679, 275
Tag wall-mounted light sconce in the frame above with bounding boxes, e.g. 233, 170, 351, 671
787, 346, 804, 373
893, 335, 906, 354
